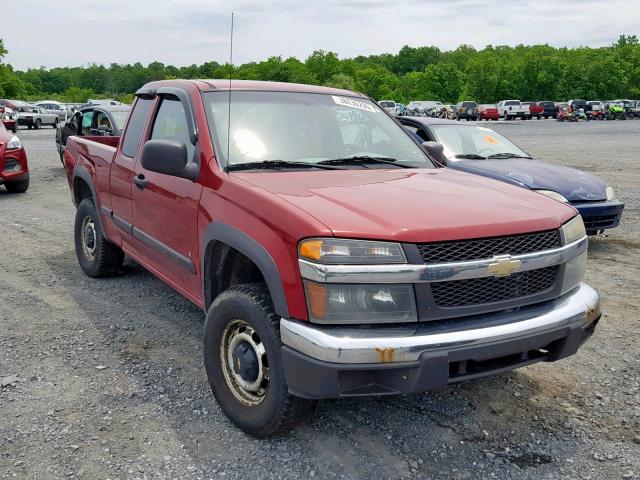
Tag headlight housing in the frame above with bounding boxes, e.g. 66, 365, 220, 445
561, 215, 586, 244
299, 238, 406, 264
304, 281, 417, 324
536, 189, 568, 203
6, 135, 22, 150
606, 186, 616, 201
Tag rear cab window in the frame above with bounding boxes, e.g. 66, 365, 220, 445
121, 98, 153, 158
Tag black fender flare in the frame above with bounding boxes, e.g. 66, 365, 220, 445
201, 222, 289, 318
72, 165, 106, 232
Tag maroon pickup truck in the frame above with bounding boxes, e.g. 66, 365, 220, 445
63, 79, 600, 436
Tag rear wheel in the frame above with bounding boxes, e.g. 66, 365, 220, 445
34, 119, 41, 130
74, 198, 124, 277
4, 175, 29, 193
204, 284, 316, 437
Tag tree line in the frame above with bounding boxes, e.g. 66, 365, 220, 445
1, 35, 640, 105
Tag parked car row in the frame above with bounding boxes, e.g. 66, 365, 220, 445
381, 98, 640, 121
0, 98, 129, 131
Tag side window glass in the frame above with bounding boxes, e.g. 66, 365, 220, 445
121, 98, 153, 158
69, 113, 80, 131
81, 111, 94, 135
150, 96, 194, 160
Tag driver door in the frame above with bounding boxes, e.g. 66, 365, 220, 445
130, 94, 202, 302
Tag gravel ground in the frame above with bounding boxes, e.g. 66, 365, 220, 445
1, 120, 639, 480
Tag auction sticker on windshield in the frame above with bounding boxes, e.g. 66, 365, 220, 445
332, 96, 378, 113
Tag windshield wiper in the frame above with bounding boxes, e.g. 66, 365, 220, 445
486, 153, 533, 159
226, 160, 343, 171
454, 154, 487, 160
318, 156, 411, 168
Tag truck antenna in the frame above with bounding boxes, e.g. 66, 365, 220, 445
226, 12, 234, 168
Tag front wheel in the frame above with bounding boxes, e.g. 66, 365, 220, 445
4, 175, 29, 193
204, 284, 316, 437
74, 198, 124, 277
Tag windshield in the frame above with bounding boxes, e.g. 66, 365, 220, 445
203, 91, 434, 169
110, 111, 129, 130
429, 125, 529, 160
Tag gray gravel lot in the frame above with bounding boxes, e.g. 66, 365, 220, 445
1, 120, 639, 480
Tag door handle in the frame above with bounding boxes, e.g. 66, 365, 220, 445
133, 174, 149, 190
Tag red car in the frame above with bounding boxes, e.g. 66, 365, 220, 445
478, 104, 499, 120
63, 80, 600, 436
523, 102, 544, 119
0, 121, 29, 193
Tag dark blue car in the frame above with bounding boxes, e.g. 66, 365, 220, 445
400, 117, 624, 235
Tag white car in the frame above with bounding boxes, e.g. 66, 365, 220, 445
15, 105, 58, 129
407, 100, 442, 113
497, 100, 530, 120
34, 100, 68, 122
379, 100, 401, 115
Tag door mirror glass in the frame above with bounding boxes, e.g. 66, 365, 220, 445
140, 139, 197, 180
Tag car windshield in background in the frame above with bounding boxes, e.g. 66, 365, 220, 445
379, 101, 395, 108
429, 125, 530, 160
110, 111, 130, 130
203, 91, 434, 170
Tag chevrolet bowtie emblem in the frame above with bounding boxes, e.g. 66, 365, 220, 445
487, 255, 522, 277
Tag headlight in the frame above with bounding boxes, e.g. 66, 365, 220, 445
606, 186, 616, 201
536, 189, 568, 203
6, 135, 22, 150
561, 215, 586, 244
299, 238, 406, 264
304, 281, 417, 324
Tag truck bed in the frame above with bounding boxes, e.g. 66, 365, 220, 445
63, 135, 121, 201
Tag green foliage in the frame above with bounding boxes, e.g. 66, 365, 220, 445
4, 35, 640, 103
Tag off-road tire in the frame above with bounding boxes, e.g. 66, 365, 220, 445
74, 198, 124, 277
203, 283, 316, 437
4, 175, 29, 193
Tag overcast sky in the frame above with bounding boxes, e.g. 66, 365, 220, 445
3, 0, 639, 71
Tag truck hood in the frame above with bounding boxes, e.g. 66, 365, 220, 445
233, 168, 576, 242
450, 158, 608, 202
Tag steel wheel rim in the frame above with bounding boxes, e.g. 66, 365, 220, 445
220, 319, 269, 407
81, 216, 97, 261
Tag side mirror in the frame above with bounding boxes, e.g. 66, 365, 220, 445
140, 139, 199, 181
422, 141, 446, 164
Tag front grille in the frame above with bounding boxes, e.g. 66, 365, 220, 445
418, 230, 560, 264
432, 265, 559, 307
582, 214, 619, 231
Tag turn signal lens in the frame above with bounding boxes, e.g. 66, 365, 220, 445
298, 238, 406, 264
298, 240, 324, 261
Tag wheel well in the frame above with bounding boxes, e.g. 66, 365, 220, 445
204, 241, 266, 309
73, 177, 93, 205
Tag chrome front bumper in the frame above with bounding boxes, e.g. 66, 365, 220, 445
280, 283, 600, 365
